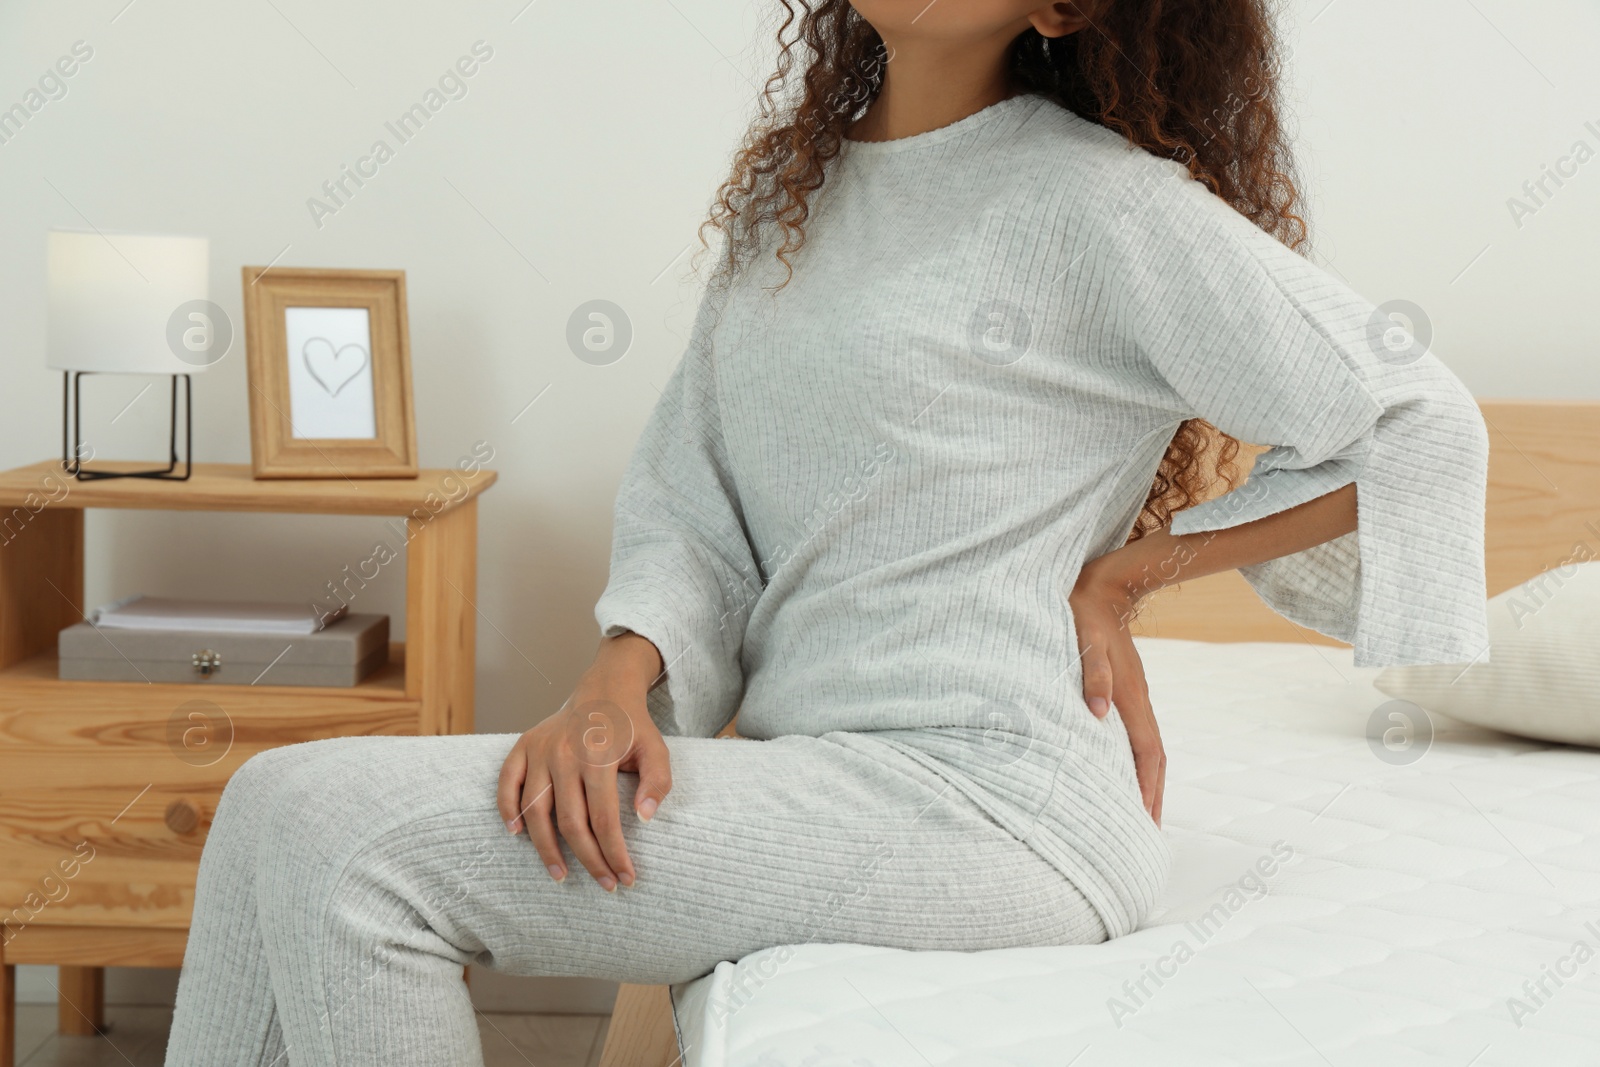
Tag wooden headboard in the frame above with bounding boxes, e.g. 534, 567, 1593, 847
1131, 400, 1600, 646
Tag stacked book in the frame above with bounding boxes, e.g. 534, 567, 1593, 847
59, 595, 389, 686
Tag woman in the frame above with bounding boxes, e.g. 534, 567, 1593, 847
167, 1, 1488, 1063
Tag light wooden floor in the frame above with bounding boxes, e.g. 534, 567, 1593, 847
9, 1004, 611, 1066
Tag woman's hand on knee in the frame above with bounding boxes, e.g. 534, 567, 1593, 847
496, 632, 672, 890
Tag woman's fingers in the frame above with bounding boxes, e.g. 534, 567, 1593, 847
1075, 591, 1166, 825
1152, 764, 1166, 827
1110, 644, 1165, 825
1078, 624, 1114, 719
632, 732, 673, 821
504, 706, 666, 890
495, 738, 529, 834
500, 736, 570, 881
583, 764, 635, 888
1124, 703, 1164, 821
520, 767, 565, 882
551, 763, 619, 892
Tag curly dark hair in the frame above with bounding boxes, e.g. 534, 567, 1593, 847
699, 1, 1308, 540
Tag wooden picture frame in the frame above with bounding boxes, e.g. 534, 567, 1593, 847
241, 266, 418, 479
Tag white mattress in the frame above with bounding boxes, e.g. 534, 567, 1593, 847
672, 638, 1600, 1066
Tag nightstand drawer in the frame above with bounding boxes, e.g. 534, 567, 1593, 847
0, 660, 424, 931
0, 780, 225, 932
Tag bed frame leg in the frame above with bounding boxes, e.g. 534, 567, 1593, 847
598, 983, 678, 1067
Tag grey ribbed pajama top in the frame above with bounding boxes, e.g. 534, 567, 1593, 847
165, 92, 1493, 1067
595, 93, 1491, 939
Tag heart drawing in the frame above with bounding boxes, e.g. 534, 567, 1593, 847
301, 337, 370, 398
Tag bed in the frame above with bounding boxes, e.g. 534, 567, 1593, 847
597, 400, 1600, 1067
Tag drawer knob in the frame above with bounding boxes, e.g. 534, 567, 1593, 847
165, 798, 202, 835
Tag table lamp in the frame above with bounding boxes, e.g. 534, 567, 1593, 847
47, 229, 218, 480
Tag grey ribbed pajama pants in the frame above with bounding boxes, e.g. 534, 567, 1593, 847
164, 730, 1105, 1066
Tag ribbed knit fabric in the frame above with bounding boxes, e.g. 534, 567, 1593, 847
596, 93, 1490, 940
167, 92, 1491, 1066
164, 732, 1105, 1067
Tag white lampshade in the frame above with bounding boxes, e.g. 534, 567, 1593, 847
47, 230, 211, 374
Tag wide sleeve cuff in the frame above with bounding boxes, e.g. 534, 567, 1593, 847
1166, 380, 1491, 668
595, 535, 757, 738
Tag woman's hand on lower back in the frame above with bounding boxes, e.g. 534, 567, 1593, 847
496, 632, 671, 890
1069, 564, 1166, 827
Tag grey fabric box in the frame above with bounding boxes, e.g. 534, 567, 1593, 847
58, 613, 389, 687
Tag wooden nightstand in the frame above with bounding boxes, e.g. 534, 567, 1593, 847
0, 461, 495, 1067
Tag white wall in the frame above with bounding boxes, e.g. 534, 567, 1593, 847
1283, 0, 1600, 397
1, 0, 1594, 1011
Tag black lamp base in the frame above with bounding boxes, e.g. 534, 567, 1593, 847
62, 371, 193, 481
